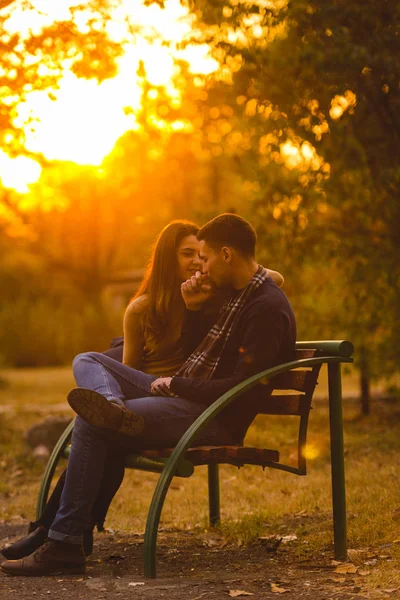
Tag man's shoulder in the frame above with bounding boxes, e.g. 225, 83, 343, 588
251, 279, 290, 306
242, 280, 295, 320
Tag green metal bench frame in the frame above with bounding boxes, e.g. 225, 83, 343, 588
36, 340, 353, 578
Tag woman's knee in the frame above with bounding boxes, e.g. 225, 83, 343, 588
72, 351, 102, 377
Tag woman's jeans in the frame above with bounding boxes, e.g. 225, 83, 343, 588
48, 352, 232, 544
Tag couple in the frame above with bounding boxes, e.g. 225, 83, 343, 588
1, 213, 296, 576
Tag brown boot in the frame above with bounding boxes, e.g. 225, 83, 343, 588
0, 526, 94, 560
0, 539, 86, 576
67, 388, 144, 436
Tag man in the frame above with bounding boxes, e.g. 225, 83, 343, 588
1, 214, 296, 576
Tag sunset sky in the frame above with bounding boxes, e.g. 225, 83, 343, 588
0, 0, 219, 191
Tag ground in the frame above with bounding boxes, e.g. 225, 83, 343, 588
0, 522, 390, 600
0, 367, 400, 599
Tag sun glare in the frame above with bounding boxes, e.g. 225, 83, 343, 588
0, 150, 42, 193
0, 0, 219, 190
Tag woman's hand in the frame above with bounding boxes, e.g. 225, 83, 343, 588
150, 377, 177, 396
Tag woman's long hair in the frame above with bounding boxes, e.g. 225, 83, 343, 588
133, 220, 199, 340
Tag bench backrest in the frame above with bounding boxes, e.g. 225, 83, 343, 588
257, 348, 323, 474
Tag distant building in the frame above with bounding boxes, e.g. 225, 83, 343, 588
103, 268, 145, 312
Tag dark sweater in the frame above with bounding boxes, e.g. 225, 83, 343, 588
170, 276, 297, 442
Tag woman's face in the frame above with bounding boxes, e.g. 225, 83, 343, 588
176, 234, 201, 282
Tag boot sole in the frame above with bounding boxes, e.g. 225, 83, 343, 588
67, 388, 144, 437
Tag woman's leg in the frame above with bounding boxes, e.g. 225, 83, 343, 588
48, 393, 231, 544
72, 352, 156, 405
70, 352, 159, 435
39, 352, 132, 528
91, 447, 127, 530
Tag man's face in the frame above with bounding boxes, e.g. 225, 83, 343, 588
199, 240, 231, 288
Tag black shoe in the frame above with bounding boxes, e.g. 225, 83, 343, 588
67, 388, 144, 437
83, 529, 93, 556
1, 539, 86, 576
1, 525, 93, 559
0, 526, 47, 560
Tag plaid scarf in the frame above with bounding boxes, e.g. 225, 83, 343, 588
175, 265, 269, 380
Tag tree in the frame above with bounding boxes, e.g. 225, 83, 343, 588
192, 0, 400, 407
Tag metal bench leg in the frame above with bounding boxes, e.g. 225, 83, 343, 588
208, 464, 220, 526
36, 420, 74, 519
144, 460, 180, 577
328, 362, 347, 560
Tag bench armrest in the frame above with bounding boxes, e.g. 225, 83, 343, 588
144, 353, 353, 576
163, 355, 353, 466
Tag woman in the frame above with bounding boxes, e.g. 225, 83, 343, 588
1, 219, 284, 560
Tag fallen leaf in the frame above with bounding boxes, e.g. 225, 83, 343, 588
327, 577, 346, 584
128, 582, 145, 587
258, 536, 282, 552
347, 549, 366, 565
358, 569, 371, 576
204, 536, 227, 548
334, 564, 358, 574
364, 559, 377, 566
228, 590, 254, 597
281, 535, 297, 544
271, 583, 290, 594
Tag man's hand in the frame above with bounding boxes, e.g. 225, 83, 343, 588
150, 377, 176, 396
181, 270, 214, 311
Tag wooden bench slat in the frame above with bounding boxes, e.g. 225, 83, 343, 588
295, 349, 318, 359
270, 369, 318, 392
141, 446, 280, 466
257, 394, 312, 416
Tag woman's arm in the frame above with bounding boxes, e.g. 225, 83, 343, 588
122, 297, 146, 368
267, 268, 284, 288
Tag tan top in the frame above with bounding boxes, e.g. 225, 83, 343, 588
124, 295, 184, 377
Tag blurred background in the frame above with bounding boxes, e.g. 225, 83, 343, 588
0, 0, 399, 413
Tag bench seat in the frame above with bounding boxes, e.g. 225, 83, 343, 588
141, 445, 280, 467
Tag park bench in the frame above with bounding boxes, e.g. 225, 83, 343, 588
36, 340, 353, 578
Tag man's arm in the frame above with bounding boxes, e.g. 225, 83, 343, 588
169, 301, 289, 405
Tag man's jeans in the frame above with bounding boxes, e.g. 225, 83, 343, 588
48, 352, 232, 544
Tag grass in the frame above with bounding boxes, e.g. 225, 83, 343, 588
0, 366, 399, 592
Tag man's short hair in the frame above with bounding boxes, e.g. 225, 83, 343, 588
197, 213, 257, 257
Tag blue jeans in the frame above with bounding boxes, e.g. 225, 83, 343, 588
48, 352, 232, 544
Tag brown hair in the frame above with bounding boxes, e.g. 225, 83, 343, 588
197, 213, 257, 257
133, 220, 199, 340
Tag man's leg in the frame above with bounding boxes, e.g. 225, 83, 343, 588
1, 391, 232, 576
0, 352, 133, 564
0, 357, 157, 576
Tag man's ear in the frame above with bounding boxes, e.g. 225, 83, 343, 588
221, 246, 232, 263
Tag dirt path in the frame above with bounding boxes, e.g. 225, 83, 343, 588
0, 523, 373, 600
